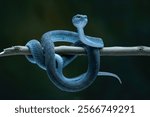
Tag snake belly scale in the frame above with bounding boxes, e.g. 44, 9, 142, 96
25, 14, 121, 92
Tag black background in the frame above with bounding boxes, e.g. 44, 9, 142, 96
0, 0, 150, 99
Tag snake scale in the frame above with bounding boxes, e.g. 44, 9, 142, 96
25, 14, 121, 92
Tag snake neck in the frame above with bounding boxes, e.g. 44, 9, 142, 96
77, 27, 95, 47
77, 27, 85, 42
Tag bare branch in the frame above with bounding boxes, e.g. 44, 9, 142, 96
1, 45, 150, 57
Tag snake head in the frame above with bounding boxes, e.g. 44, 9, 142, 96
72, 14, 88, 28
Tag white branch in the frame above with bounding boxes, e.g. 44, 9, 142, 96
1, 45, 150, 57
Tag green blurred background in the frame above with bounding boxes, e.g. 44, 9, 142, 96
0, 0, 150, 99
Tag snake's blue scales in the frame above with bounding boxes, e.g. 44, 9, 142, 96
25, 14, 121, 92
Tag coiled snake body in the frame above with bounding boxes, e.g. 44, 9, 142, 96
26, 14, 121, 92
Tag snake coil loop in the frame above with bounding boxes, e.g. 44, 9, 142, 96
25, 14, 121, 92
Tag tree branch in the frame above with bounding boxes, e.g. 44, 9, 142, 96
0, 45, 150, 57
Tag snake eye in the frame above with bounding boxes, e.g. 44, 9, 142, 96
76, 15, 82, 19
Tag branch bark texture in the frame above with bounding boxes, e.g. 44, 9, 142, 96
0, 46, 150, 57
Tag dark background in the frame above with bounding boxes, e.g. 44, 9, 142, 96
0, 0, 150, 99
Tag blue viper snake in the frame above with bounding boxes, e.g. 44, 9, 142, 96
25, 14, 121, 92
